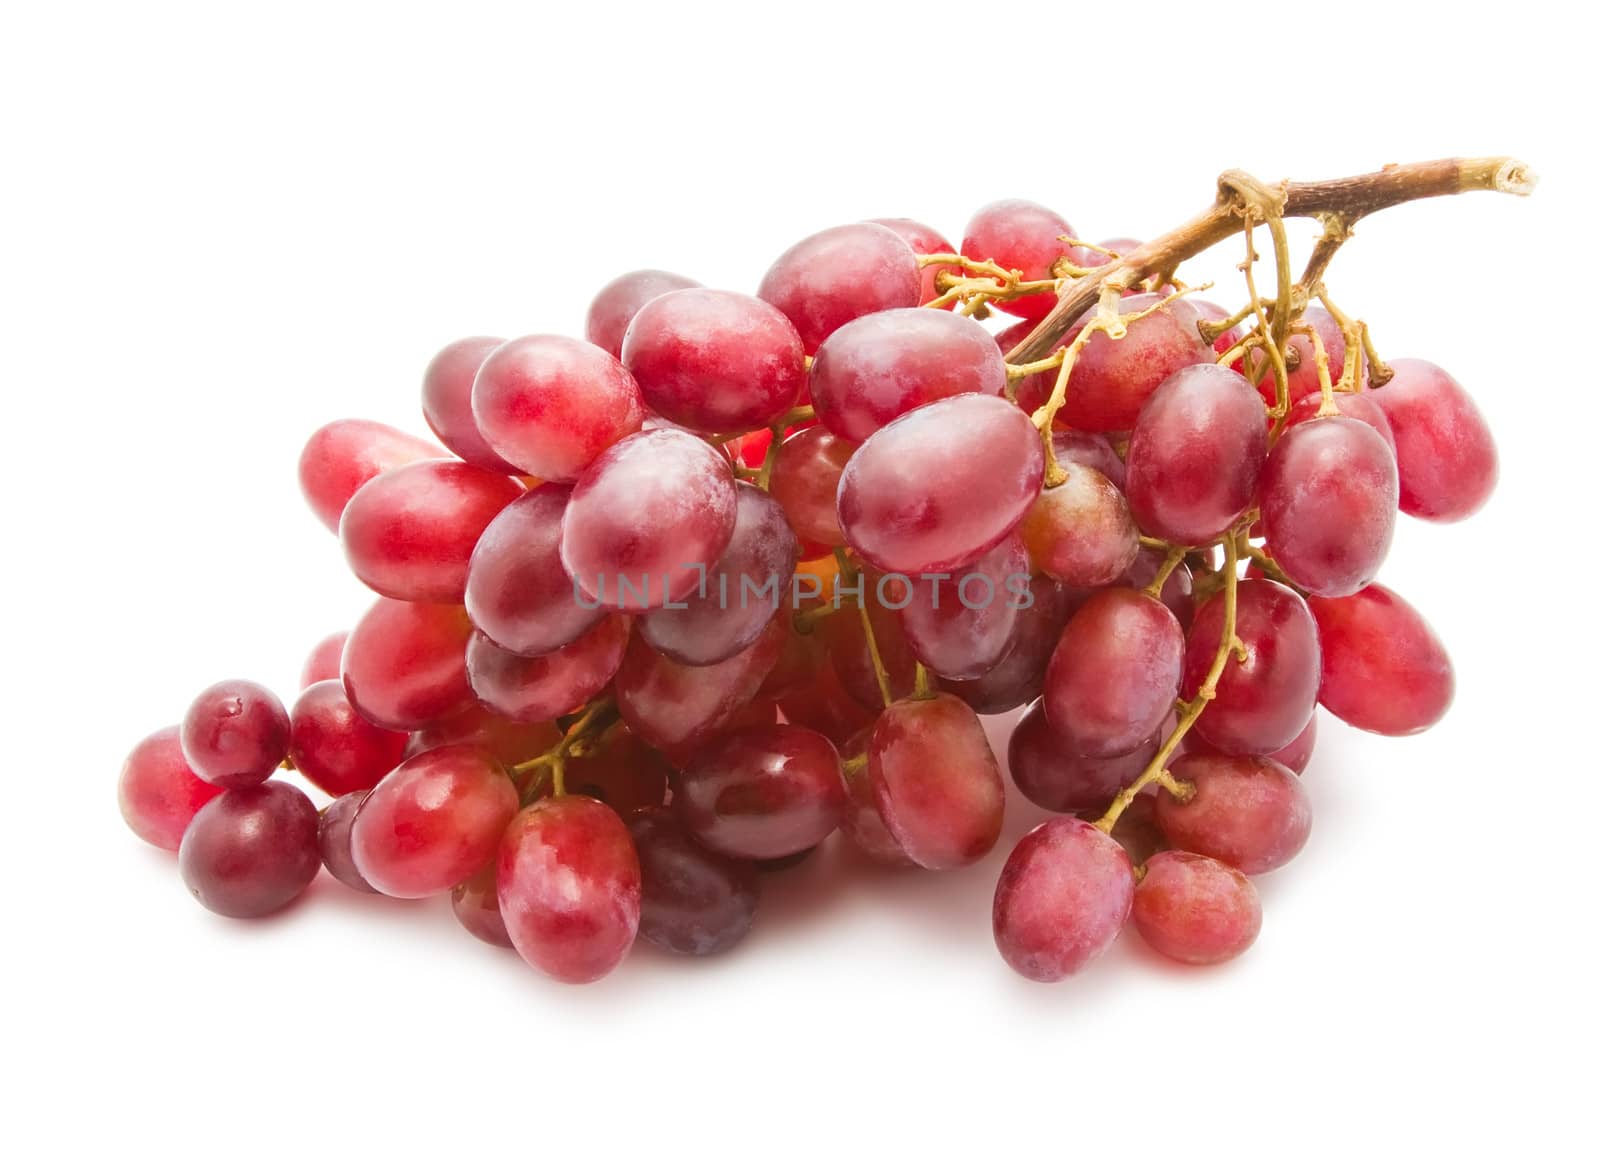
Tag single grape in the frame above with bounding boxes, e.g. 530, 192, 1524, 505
178, 781, 321, 918
755, 620, 827, 703
559, 427, 738, 611
298, 418, 445, 533
288, 680, 410, 797
939, 574, 1073, 713
631, 811, 760, 955
1120, 546, 1195, 630
498, 795, 641, 984
776, 656, 877, 745
118, 726, 225, 851
676, 724, 846, 860
585, 269, 700, 359
992, 817, 1135, 981
1020, 463, 1139, 589
837, 393, 1043, 574
1043, 587, 1183, 758
339, 459, 521, 604
868, 693, 1004, 870
1183, 579, 1321, 756
452, 863, 512, 947
1051, 430, 1126, 489
866, 217, 957, 307
565, 723, 671, 817
471, 334, 646, 482
895, 531, 1029, 680
404, 705, 560, 770
1307, 583, 1454, 735
757, 222, 921, 351
808, 309, 1006, 446
1048, 294, 1214, 432
1267, 712, 1317, 774
341, 598, 475, 731
1241, 306, 1347, 407
350, 744, 518, 898
820, 583, 919, 711
960, 199, 1079, 322
465, 615, 629, 723
621, 288, 806, 433
1132, 850, 1261, 964
1008, 700, 1156, 814
317, 790, 378, 894
421, 336, 520, 473
638, 483, 799, 666
1157, 752, 1311, 874
1260, 416, 1398, 597
1283, 389, 1396, 453
1368, 357, 1498, 522
838, 730, 910, 865
768, 426, 854, 549
466, 483, 600, 658
299, 631, 348, 690
180, 679, 292, 788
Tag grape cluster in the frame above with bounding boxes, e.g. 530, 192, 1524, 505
118, 170, 1505, 985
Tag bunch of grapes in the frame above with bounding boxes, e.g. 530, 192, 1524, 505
117, 158, 1523, 984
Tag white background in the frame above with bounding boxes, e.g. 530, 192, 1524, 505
3, 3, 1594, 1169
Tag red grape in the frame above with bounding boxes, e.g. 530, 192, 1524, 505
808, 309, 1006, 446
421, 336, 520, 473
1020, 463, 1139, 588
939, 574, 1073, 713
960, 199, 1078, 322
992, 817, 1135, 981
777, 656, 877, 745
350, 744, 518, 898
1043, 587, 1183, 758
821, 582, 919, 711
1183, 579, 1321, 756
565, 723, 671, 817
299, 631, 348, 689
1051, 295, 1214, 432
404, 705, 560, 770
1267, 712, 1317, 774
180, 679, 291, 788
895, 531, 1029, 680
298, 418, 445, 533
1307, 583, 1454, 735
1125, 363, 1268, 545
471, 334, 645, 482
867, 217, 957, 307
341, 598, 475, 731
1132, 850, 1261, 964
769, 426, 854, 549
838, 731, 910, 865
1051, 429, 1126, 489
757, 222, 921, 352
1120, 546, 1195, 630
560, 427, 738, 611
1107, 790, 1168, 867
1241, 306, 1346, 406
340, 459, 521, 604
837, 394, 1043, 574
1283, 389, 1396, 452
676, 724, 846, 860
621, 288, 806, 432
317, 790, 378, 894
465, 615, 629, 723
638, 483, 799, 666
631, 811, 760, 956
1157, 752, 1311, 874
118, 726, 225, 851
868, 693, 1004, 870
452, 863, 512, 947
497, 795, 641, 983
288, 681, 410, 797
1260, 416, 1397, 597
178, 781, 321, 918
757, 622, 827, 702
1009, 700, 1156, 814
1368, 358, 1498, 522
585, 269, 700, 359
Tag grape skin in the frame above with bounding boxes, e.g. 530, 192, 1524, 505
1020, 463, 1140, 589
421, 336, 520, 473
940, 575, 1073, 714
1050, 295, 1214, 432
631, 812, 760, 956
299, 631, 348, 690
867, 217, 957, 307
895, 532, 1029, 680
1157, 752, 1312, 874
288, 680, 410, 797
298, 419, 445, 533
118, 726, 225, 852
465, 615, 629, 724
180, 679, 292, 789
179, 781, 321, 918
1368, 357, 1498, 522
451, 863, 512, 947
341, 599, 476, 732
1008, 700, 1156, 815
757, 222, 922, 352
585, 269, 700, 359
960, 199, 1079, 322
769, 426, 853, 550
676, 724, 846, 860
1307, 582, 1454, 735
1132, 850, 1262, 965
318, 790, 378, 894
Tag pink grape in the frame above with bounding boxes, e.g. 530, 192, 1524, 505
777, 657, 877, 746
676, 724, 846, 860
992, 817, 1135, 981
341, 599, 475, 731
465, 615, 629, 724
421, 336, 519, 473
807, 309, 1006, 446
894, 531, 1028, 680
1242, 306, 1346, 406
1307, 583, 1454, 735
837, 393, 1043, 574
465, 483, 599, 658
298, 418, 445, 533
1260, 416, 1398, 597
838, 731, 910, 865
1125, 363, 1268, 545
1043, 587, 1183, 758
1132, 850, 1262, 964
404, 706, 560, 771
1267, 712, 1317, 774
960, 199, 1078, 322
471, 334, 646, 482
118, 726, 225, 851
288, 680, 410, 797
585, 269, 700, 359
768, 426, 853, 549
1157, 752, 1311, 874
1283, 390, 1396, 452
631, 811, 760, 956
339, 459, 521, 604
1120, 546, 1195, 630
299, 631, 348, 689
350, 744, 518, 898
497, 795, 642, 983
1368, 357, 1498, 522
867, 217, 957, 307
621, 288, 806, 432
559, 428, 738, 611
868, 693, 1004, 870
1008, 700, 1156, 814
821, 582, 919, 711
179, 781, 321, 918
452, 863, 512, 947
564, 723, 671, 818
940, 575, 1073, 713
1020, 463, 1139, 588
638, 483, 799, 666
180, 679, 291, 788
1054, 294, 1214, 432
1183, 579, 1321, 757
317, 790, 378, 894
1051, 430, 1126, 489
757, 222, 921, 352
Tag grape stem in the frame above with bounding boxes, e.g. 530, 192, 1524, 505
510, 696, 619, 800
